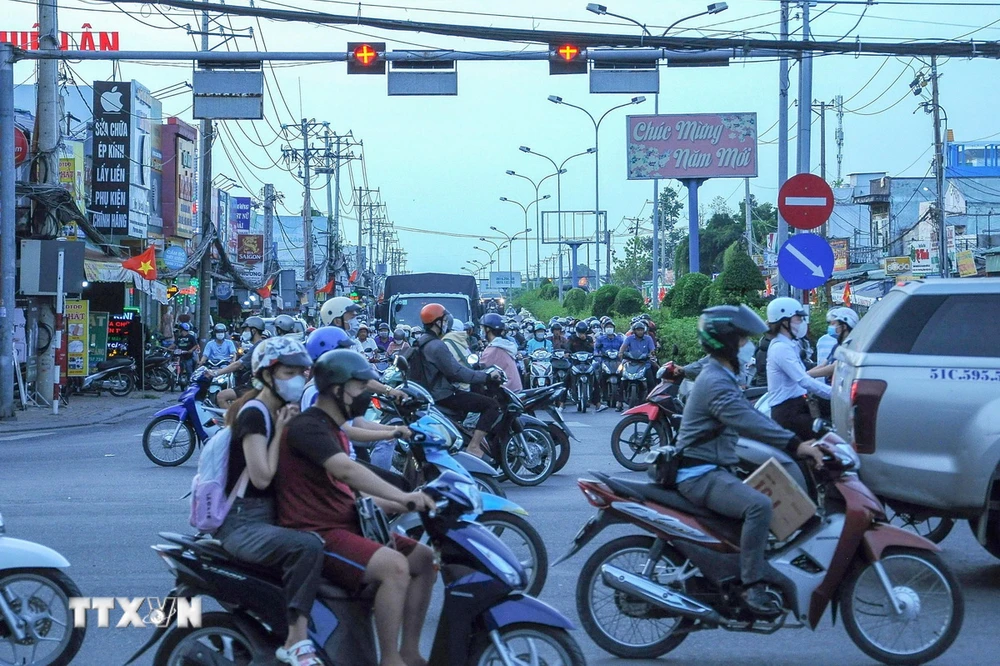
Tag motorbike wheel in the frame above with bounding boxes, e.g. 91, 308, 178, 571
610, 414, 669, 472
968, 515, 1000, 559
498, 426, 555, 487
577, 535, 693, 659
108, 371, 134, 397
143, 415, 197, 467
469, 624, 584, 666
146, 367, 173, 392
548, 424, 571, 474
471, 472, 507, 498
841, 548, 963, 665
479, 511, 549, 597
578, 383, 589, 413
0, 569, 85, 666
154, 612, 261, 666
884, 503, 955, 544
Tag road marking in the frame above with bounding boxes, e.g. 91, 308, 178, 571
564, 421, 586, 428
784, 196, 829, 207
0, 432, 48, 442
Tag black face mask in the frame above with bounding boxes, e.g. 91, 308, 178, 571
338, 387, 374, 419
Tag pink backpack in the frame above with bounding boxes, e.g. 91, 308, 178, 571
189, 400, 272, 533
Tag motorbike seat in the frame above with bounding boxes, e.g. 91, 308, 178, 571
435, 404, 466, 420
160, 532, 285, 582
97, 358, 133, 371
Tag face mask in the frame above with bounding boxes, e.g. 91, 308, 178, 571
345, 389, 374, 419
792, 320, 809, 340
605, 328, 615, 336
535, 332, 545, 340
738, 342, 755, 367
215, 333, 226, 341
274, 375, 306, 403
346, 318, 361, 335
827, 325, 837, 337
240, 331, 252, 343
379, 331, 389, 338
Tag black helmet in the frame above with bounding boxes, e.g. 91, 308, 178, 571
551, 321, 563, 331
481, 312, 505, 334
313, 349, 379, 394
575, 321, 590, 334
273, 314, 296, 335
242, 315, 265, 333
377, 322, 390, 332
698, 305, 767, 363
632, 320, 647, 331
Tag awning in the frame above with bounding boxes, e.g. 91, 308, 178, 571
84, 260, 169, 304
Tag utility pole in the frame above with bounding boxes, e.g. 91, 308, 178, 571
797, 2, 813, 178
197, 2, 213, 342
931, 55, 948, 277
0, 43, 15, 418
814, 99, 829, 238
263, 184, 275, 275
300, 118, 313, 287
835, 94, 845, 183
776, 0, 791, 297
745, 178, 753, 252
651, 93, 661, 309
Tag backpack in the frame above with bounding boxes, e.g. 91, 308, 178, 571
400, 337, 429, 388
189, 400, 272, 533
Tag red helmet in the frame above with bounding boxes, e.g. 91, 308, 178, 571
420, 303, 447, 325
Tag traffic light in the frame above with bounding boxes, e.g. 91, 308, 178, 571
550, 43, 587, 75
348, 42, 387, 75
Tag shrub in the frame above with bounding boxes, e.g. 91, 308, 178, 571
660, 287, 675, 308
563, 288, 589, 314
591, 284, 620, 318
671, 273, 711, 317
539, 283, 558, 300
612, 287, 645, 316
715, 241, 765, 306
653, 315, 703, 364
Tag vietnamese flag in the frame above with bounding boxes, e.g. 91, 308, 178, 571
349, 270, 359, 284
122, 246, 157, 280
842, 282, 852, 307
317, 280, 334, 294
257, 277, 274, 298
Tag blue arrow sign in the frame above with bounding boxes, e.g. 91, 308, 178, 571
777, 233, 835, 290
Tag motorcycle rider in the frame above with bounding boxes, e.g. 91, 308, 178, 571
375, 322, 393, 353
199, 323, 237, 366
209, 316, 267, 407
594, 321, 624, 412
414, 303, 503, 459
619, 320, 656, 391
168, 322, 201, 378
355, 322, 378, 355
387, 327, 410, 356
319, 296, 363, 345
479, 313, 523, 393
765, 297, 832, 440
676, 305, 823, 616
273, 314, 298, 337
213, 336, 326, 666
814, 308, 841, 364
549, 320, 569, 350
275, 349, 437, 666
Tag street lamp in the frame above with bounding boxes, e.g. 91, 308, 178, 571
506, 170, 562, 287
499, 196, 548, 281
547, 95, 645, 289
662, 3, 728, 36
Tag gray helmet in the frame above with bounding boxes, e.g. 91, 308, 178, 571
213, 323, 228, 334
313, 349, 379, 394
242, 315, 265, 333
273, 314, 296, 335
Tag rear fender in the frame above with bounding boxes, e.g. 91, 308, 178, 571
622, 403, 659, 420
123, 584, 191, 665
862, 523, 941, 561
0, 536, 71, 569
479, 494, 529, 517
152, 404, 188, 420
483, 594, 575, 631
552, 508, 622, 566
518, 414, 550, 431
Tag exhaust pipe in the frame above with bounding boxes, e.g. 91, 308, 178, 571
600, 564, 723, 625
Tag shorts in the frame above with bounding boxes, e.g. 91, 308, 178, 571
319, 528, 418, 594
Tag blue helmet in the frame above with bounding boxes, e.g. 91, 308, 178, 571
305, 326, 352, 362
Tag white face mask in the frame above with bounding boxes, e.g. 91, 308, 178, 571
240, 331, 252, 343
738, 341, 755, 367
215, 333, 226, 341
535, 332, 545, 340
791, 320, 809, 340
605, 327, 615, 336
274, 375, 307, 402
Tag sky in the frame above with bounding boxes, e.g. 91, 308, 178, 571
9, 0, 1000, 276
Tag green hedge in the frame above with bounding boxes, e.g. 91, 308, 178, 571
672, 273, 712, 317
591, 285, 620, 318
563, 288, 589, 314
612, 287, 645, 316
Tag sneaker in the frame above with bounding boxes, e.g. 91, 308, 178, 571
276, 640, 322, 666
614, 405, 623, 412
596, 405, 608, 413
742, 583, 781, 617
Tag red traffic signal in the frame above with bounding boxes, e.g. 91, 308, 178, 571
347, 42, 386, 74
550, 43, 586, 75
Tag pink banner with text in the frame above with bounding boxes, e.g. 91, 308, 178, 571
626, 112, 758, 180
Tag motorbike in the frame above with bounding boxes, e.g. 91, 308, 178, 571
384, 388, 550, 596
597, 349, 621, 410
551, 349, 571, 389
142, 369, 225, 467
569, 351, 596, 413
518, 384, 574, 474
369, 351, 392, 374
610, 363, 685, 471
619, 352, 650, 408
142, 345, 176, 391
557, 434, 964, 665
527, 349, 554, 388
202, 359, 232, 402
0, 510, 86, 666
64, 356, 135, 398
127, 472, 584, 666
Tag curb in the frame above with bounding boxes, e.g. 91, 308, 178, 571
0, 398, 171, 434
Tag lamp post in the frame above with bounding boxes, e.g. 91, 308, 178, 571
506, 170, 560, 286
498, 197, 547, 281
547, 95, 646, 289
474, 242, 507, 268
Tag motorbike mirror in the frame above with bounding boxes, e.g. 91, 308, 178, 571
812, 418, 831, 434
393, 355, 409, 385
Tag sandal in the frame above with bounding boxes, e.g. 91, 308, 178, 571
276, 639, 322, 666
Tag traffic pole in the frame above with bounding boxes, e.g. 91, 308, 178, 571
53, 249, 64, 415
0, 43, 16, 419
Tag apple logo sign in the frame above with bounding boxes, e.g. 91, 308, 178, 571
100, 86, 124, 114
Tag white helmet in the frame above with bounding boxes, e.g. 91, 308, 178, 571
320, 296, 361, 326
830, 307, 860, 330
766, 297, 806, 324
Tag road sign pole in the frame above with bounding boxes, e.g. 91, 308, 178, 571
681, 179, 706, 274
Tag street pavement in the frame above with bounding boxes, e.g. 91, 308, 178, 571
1, 402, 998, 665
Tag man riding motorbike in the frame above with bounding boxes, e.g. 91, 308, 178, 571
619, 320, 656, 390
355, 322, 378, 355
273, 314, 298, 337
168, 322, 200, 378
594, 321, 624, 412
675, 305, 823, 616
199, 323, 237, 367
478, 313, 522, 393
375, 322, 393, 353
386, 327, 410, 356
549, 320, 569, 350
208, 316, 266, 407
319, 296, 363, 349
413, 303, 502, 460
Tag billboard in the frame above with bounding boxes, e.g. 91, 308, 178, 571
489, 271, 522, 290
830, 238, 850, 273
160, 117, 197, 238
626, 113, 757, 180
90, 81, 131, 234
128, 81, 154, 239
237, 234, 264, 263
233, 197, 251, 231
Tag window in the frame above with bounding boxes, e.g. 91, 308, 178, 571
863, 293, 1000, 358
843, 290, 906, 352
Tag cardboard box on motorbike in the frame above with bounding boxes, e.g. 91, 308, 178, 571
744, 457, 816, 541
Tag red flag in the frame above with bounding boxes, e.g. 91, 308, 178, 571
842, 282, 852, 307
317, 280, 334, 294
349, 270, 358, 284
257, 277, 274, 298
122, 246, 157, 280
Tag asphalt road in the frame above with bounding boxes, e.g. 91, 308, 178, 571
1, 402, 998, 665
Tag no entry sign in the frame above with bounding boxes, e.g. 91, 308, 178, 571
779, 173, 834, 231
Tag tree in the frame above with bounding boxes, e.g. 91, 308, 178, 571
671, 272, 711, 317
592, 284, 620, 318
715, 241, 766, 306
613, 236, 652, 288
674, 211, 744, 277
656, 187, 685, 270
563, 288, 589, 314
613, 287, 645, 316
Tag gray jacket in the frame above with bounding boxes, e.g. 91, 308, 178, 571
676, 358, 800, 466
416, 333, 489, 401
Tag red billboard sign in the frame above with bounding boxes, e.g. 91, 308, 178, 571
14, 127, 28, 166
626, 113, 758, 180
1, 24, 119, 51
